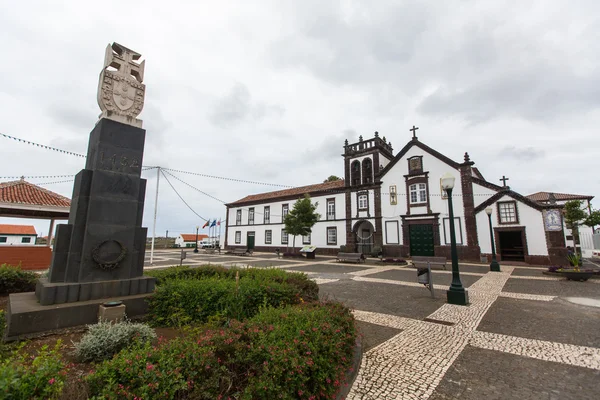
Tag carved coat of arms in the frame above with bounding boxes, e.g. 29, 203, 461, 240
97, 42, 146, 128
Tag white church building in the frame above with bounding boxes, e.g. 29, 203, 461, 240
225, 130, 592, 265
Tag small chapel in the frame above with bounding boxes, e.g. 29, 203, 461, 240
225, 128, 592, 265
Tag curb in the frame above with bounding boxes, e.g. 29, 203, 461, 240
336, 336, 363, 400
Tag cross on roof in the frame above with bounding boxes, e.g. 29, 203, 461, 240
410, 125, 419, 140
500, 175, 509, 187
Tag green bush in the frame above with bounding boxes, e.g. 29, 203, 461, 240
146, 265, 319, 301
73, 320, 157, 362
0, 342, 68, 399
86, 302, 356, 400
0, 264, 38, 295
370, 246, 382, 258
0, 310, 5, 340
148, 276, 303, 327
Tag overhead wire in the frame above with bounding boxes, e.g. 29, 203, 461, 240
160, 169, 210, 222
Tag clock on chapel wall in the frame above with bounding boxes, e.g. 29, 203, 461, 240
408, 156, 422, 173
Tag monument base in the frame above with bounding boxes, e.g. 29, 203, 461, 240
5, 291, 153, 341
35, 276, 155, 306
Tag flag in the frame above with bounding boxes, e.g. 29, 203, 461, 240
210, 219, 217, 227
202, 220, 210, 228
217, 218, 221, 226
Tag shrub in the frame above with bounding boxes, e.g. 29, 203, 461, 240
0, 341, 68, 399
0, 310, 5, 340
148, 277, 303, 327
0, 264, 38, 295
86, 302, 356, 400
146, 265, 319, 301
339, 245, 348, 252
370, 246, 382, 258
73, 320, 156, 362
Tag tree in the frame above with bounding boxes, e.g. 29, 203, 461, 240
284, 194, 321, 252
323, 175, 342, 183
563, 200, 599, 256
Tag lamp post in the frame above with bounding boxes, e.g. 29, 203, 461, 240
485, 207, 501, 272
441, 173, 469, 306
194, 225, 199, 253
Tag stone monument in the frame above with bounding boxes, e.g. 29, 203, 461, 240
7, 43, 155, 338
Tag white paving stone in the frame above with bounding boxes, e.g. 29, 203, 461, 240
497, 292, 556, 301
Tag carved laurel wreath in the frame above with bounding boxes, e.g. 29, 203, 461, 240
91, 240, 128, 271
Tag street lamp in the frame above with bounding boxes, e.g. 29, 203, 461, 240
441, 173, 469, 306
485, 207, 501, 272
194, 225, 199, 253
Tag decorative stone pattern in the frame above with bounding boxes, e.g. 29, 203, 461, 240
497, 292, 555, 301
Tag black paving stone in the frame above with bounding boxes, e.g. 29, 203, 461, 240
319, 280, 446, 320
430, 346, 600, 400
355, 320, 402, 352
369, 269, 482, 288
287, 264, 370, 274
511, 267, 548, 277
478, 297, 600, 347
503, 278, 600, 298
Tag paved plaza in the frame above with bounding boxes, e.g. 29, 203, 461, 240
145, 250, 600, 399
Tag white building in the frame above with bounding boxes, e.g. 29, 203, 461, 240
225, 131, 592, 265
175, 233, 208, 248
0, 224, 38, 246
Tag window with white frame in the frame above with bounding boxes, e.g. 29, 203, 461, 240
248, 208, 254, 225
282, 204, 289, 220
236, 209, 242, 225
235, 231, 241, 244
264, 206, 270, 224
389, 185, 397, 205
358, 193, 368, 210
409, 183, 427, 204
327, 199, 335, 220
265, 230, 272, 244
327, 227, 337, 245
498, 201, 518, 224
281, 229, 288, 244
302, 234, 311, 244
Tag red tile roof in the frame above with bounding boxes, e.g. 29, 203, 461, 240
526, 191, 594, 203
0, 179, 71, 208
180, 234, 209, 242
228, 180, 345, 205
0, 224, 37, 235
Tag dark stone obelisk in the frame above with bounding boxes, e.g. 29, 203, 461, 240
36, 118, 155, 305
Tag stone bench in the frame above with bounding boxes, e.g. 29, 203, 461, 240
411, 256, 447, 270
232, 248, 251, 256
336, 252, 365, 263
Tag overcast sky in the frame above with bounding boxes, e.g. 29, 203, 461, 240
1, 0, 598, 239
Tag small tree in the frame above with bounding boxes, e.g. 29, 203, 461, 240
284, 194, 321, 252
563, 200, 600, 256
323, 175, 342, 183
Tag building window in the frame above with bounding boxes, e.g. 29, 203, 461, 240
21, 237, 32, 243
264, 206, 270, 224
282, 204, 289, 221
327, 227, 337, 245
327, 199, 335, 220
358, 193, 368, 210
235, 231, 241, 244
0, 237, 7, 243
302, 234, 311, 244
281, 229, 288, 244
498, 201, 518, 224
265, 230, 272, 244
351, 160, 361, 185
409, 183, 427, 204
362, 158, 373, 184
248, 208, 254, 225
389, 185, 397, 205
236, 209, 242, 225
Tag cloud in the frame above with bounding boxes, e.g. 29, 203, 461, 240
499, 146, 545, 162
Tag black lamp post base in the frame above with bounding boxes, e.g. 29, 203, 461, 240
447, 289, 469, 306
193, 249, 199, 253
490, 260, 501, 272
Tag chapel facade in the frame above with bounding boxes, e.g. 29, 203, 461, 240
225, 130, 587, 265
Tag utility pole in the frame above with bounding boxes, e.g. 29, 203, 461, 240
165, 230, 168, 249
150, 167, 160, 265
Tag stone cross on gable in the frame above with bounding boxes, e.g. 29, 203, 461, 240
410, 125, 419, 140
103, 42, 145, 83
500, 175, 509, 187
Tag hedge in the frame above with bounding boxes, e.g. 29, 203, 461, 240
0, 264, 38, 295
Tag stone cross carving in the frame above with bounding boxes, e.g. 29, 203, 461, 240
410, 125, 419, 140
97, 43, 146, 128
500, 175, 510, 187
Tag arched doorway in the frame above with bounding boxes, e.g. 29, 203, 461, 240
353, 220, 375, 255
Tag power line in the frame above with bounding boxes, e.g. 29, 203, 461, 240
36, 179, 75, 186
160, 169, 210, 222
163, 169, 228, 205
1, 132, 86, 158
162, 167, 294, 189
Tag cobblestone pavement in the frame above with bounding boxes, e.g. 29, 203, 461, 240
144, 252, 600, 399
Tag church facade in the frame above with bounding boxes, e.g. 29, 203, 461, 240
225, 131, 583, 265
